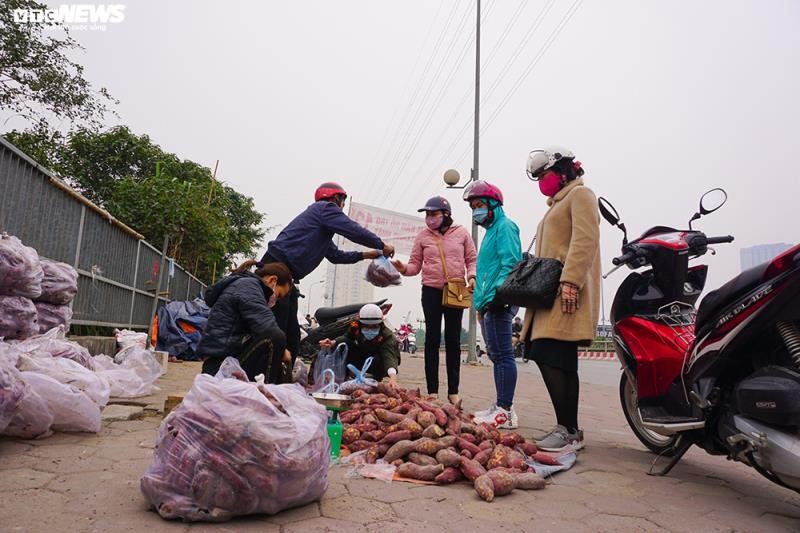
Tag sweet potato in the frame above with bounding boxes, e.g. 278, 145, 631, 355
397, 462, 445, 481
417, 411, 436, 428
380, 430, 413, 445
361, 429, 385, 442
392, 459, 403, 467
473, 449, 491, 466
406, 407, 423, 421
386, 397, 401, 410
352, 389, 368, 399
408, 452, 439, 467
460, 457, 487, 482
486, 444, 512, 470
346, 440, 373, 452
416, 401, 448, 427
366, 446, 380, 464
438, 436, 458, 448
375, 408, 405, 424
474, 475, 494, 502
398, 418, 424, 438
459, 433, 478, 445
507, 450, 527, 471
413, 437, 447, 456
422, 424, 445, 439
478, 440, 495, 451
441, 402, 460, 420
376, 382, 400, 398
446, 417, 462, 436
499, 432, 525, 448
457, 437, 482, 456
342, 427, 361, 444
515, 442, 538, 456
459, 449, 473, 460
486, 470, 516, 496
384, 440, 416, 463
532, 452, 561, 466
513, 472, 546, 490
435, 466, 464, 484
361, 413, 379, 427
366, 394, 389, 405
339, 410, 362, 424
435, 448, 463, 468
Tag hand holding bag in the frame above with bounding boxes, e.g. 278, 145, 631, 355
495, 236, 563, 309
436, 240, 472, 309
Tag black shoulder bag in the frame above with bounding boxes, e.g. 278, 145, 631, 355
495, 236, 563, 309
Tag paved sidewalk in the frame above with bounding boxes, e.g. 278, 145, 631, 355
2, 356, 799, 532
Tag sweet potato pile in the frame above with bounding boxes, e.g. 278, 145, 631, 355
341, 385, 552, 501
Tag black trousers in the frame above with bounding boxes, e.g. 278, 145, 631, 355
421, 286, 464, 395
201, 330, 286, 383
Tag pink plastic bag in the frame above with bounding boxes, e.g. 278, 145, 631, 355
0, 234, 43, 299
37, 259, 78, 305
34, 303, 73, 334
140, 357, 330, 522
0, 296, 38, 340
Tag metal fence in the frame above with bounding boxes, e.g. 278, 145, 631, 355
0, 137, 206, 329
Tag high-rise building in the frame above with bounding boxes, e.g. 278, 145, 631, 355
740, 243, 792, 271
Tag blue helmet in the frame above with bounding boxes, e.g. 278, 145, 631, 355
418, 196, 452, 214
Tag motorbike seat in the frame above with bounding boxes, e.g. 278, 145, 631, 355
696, 262, 770, 331
314, 299, 388, 324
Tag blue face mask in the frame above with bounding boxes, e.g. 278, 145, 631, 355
472, 207, 489, 225
362, 328, 380, 340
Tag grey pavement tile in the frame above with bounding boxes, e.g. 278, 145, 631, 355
262, 502, 321, 525
321, 495, 394, 524
282, 517, 368, 533
0, 467, 56, 491
584, 513, 668, 532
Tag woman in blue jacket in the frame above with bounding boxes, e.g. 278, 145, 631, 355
464, 180, 522, 429
258, 182, 395, 363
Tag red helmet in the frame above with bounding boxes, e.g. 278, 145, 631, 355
315, 182, 347, 202
463, 180, 504, 205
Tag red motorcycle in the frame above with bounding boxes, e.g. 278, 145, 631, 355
601, 189, 800, 492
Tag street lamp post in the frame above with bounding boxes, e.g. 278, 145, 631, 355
443, 0, 481, 365
306, 279, 325, 316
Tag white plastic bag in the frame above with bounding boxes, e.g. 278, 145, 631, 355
0, 234, 43, 299
0, 296, 38, 340
92, 354, 117, 371
0, 353, 25, 432
15, 334, 94, 370
365, 256, 402, 288
292, 357, 309, 387
34, 302, 73, 334
37, 259, 78, 305
140, 357, 330, 522
17, 353, 110, 407
2, 378, 54, 439
115, 329, 148, 350
96, 368, 152, 398
20, 371, 101, 433
119, 348, 165, 385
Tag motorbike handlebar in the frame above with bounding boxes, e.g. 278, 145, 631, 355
705, 235, 735, 245
611, 251, 635, 266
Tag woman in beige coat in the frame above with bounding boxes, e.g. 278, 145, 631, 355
521, 146, 601, 452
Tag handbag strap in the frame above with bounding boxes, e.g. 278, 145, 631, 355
526, 236, 536, 255
435, 240, 452, 280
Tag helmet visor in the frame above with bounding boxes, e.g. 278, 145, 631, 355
526, 150, 550, 181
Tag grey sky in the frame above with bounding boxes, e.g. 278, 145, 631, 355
5, 0, 799, 328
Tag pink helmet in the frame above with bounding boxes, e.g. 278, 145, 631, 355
463, 180, 504, 205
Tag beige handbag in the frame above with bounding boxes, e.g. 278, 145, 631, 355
436, 240, 472, 309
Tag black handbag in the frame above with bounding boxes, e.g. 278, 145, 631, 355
496, 237, 563, 309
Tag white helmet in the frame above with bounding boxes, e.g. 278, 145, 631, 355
526, 146, 575, 180
358, 304, 384, 326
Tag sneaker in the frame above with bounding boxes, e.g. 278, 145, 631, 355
536, 425, 583, 452
473, 403, 496, 418
473, 405, 519, 429
447, 394, 462, 410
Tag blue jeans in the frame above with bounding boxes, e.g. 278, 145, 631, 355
480, 306, 518, 409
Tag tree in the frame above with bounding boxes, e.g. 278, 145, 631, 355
4, 125, 265, 282
0, 1, 116, 127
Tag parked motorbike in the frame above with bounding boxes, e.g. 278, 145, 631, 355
299, 299, 392, 358
601, 188, 800, 493
407, 334, 417, 354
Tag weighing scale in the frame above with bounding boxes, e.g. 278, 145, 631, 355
310, 392, 353, 459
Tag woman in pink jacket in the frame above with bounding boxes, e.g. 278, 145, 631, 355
393, 196, 477, 406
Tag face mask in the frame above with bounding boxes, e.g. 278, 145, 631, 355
362, 327, 380, 340
538, 171, 563, 197
472, 207, 489, 225
426, 214, 444, 231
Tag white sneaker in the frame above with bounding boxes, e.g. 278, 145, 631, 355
473, 403, 496, 417
473, 405, 519, 429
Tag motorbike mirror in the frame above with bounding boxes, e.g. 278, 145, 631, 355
598, 197, 629, 245
699, 188, 728, 215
